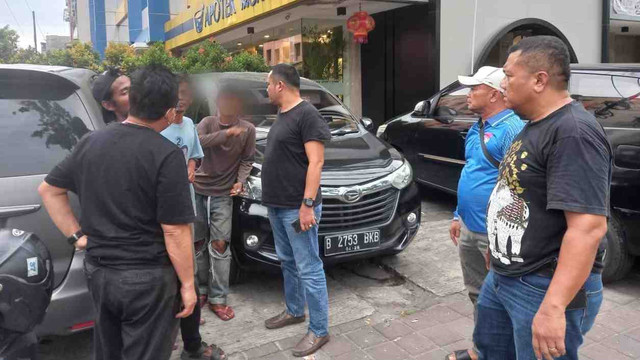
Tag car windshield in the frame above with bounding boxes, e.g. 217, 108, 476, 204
189, 79, 359, 138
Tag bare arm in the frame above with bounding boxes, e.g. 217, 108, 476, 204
187, 159, 197, 183
161, 223, 196, 318
298, 141, 325, 231
38, 181, 86, 249
532, 212, 607, 359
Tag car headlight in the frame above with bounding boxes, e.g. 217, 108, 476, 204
391, 160, 413, 190
239, 175, 262, 201
376, 123, 388, 138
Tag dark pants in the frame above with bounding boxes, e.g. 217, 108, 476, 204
84, 260, 180, 360
180, 286, 203, 353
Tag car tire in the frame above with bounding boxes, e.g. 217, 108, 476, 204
602, 213, 635, 284
229, 252, 245, 285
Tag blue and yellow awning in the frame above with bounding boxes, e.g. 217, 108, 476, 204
164, 0, 301, 50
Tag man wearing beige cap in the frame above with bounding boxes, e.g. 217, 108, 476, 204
447, 66, 524, 360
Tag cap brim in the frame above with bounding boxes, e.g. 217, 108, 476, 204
458, 75, 482, 86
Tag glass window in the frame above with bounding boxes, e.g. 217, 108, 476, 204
0, 82, 91, 178
570, 72, 640, 128
435, 87, 475, 117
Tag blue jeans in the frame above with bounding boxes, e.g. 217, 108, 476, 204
268, 205, 329, 337
474, 270, 603, 360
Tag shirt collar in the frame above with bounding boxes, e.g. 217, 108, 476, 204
486, 109, 514, 127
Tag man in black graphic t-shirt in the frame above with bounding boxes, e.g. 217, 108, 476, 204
473, 37, 611, 360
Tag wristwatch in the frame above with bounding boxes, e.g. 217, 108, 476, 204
302, 198, 314, 207
67, 230, 84, 245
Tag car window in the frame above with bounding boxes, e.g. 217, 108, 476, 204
0, 82, 91, 178
191, 87, 358, 135
434, 87, 475, 117
570, 72, 640, 128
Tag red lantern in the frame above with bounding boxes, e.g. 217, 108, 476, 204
347, 11, 375, 44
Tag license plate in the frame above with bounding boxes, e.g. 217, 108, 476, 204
324, 230, 380, 256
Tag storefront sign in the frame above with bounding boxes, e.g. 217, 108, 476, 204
164, 0, 301, 50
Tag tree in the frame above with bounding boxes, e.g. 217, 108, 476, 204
103, 42, 135, 70
10, 47, 46, 64
223, 51, 270, 72
0, 26, 20, 63
67, 42, 101, 71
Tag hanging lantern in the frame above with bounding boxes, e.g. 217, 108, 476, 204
347, 11, 375, 44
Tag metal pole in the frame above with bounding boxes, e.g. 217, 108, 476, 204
32, 11, 37, 52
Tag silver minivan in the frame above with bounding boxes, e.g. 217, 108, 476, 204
0, 64, 105, 335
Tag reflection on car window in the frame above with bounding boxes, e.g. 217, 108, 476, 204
570, 72, 640, 128
0, 93, 90, 178
435, 87, 475, 117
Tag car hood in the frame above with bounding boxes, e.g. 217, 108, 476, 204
255, 131, 405, 186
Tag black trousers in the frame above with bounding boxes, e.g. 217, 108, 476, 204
180, 286, 203, 353
84, 260, 180, 360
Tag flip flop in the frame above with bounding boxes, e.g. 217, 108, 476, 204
209, 304, 235, 321
445, 349, 473, 360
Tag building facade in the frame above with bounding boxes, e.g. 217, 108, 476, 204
76, 0, 639, 123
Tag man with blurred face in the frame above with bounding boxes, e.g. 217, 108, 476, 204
262, 64, 331, 357
91, 68, 130, 123
446, 67, 524, 360
474, 36, 612, 360
194, 84, 255, 322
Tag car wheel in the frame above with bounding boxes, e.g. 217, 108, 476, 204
602, 213, 635, 284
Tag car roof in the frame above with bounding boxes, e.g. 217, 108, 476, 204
0, 63, 96, 88
571, 63, 640, 72
190, 71, 323, 90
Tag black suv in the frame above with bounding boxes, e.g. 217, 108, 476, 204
378, 64, 640, 283
187, 73, 422, 279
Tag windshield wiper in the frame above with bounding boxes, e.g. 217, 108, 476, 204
331, 130, 359, 136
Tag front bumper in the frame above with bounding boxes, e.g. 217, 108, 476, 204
231, 182, 421, 270
35, 251, 95, 336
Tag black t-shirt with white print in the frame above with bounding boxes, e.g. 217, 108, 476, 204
486, 101, 612, 276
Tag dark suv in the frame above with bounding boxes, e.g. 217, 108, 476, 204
0, 64, 105, 334
187, 73, 422, 278
378, 64, 640, 283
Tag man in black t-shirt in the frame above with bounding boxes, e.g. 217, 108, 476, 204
473, 37, 611, 360
38, 66, 197, 360
261, 64, 332, 357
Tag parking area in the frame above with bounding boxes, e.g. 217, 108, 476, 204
38, 187, 640, 359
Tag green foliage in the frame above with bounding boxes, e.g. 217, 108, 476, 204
223, 51, 271, 72
0, 25, 19, 63
302, 25, 345, 80
104, 42, 135, 69
10, 47, 46, 64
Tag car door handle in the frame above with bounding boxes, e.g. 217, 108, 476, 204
0, 204, 41, 218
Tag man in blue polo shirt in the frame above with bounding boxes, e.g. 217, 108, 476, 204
447, 66, 524, 360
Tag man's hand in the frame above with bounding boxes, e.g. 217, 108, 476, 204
188, 168, 195, 183
299, 205, 317, 232
532, 303, 567, 360
449, 220, 461, 245
176, 282, 197, 318
75, 235, 88, 251
230, 182, 243, 196
226, 126, 246, 137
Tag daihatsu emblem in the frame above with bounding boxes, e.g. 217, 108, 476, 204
341, 187, 362, 203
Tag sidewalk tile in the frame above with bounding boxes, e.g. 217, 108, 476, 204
600, 334, 640, 358
346, 327, 387, 349
337, 320, 368, 334
400, 310, 441, 330
374, 320, 414, 340
334, 349, 370, 360
443, 317, 475, 338
580, 343, 633, 360
624, 326, 640, 342
609, 307, 640, 327
412, 348, 449, 360
244, 343, 279, 358
255, 350, 294, 360
423, 304, 464, 324
596, 312, 638, 333
227, 353, 247, 360
443, 300, 475, 317
442, 339, 474, 353
418, 324, 465, 347
585, 323, 617, 343
320, 335, 358, 357
276, 335, 301, 351
394, 333, 437, 355
365, 341, 410, 360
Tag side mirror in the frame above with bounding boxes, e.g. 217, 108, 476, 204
433, 105, 456, 124
361, 117, 374, 132
411, 100, 429, 117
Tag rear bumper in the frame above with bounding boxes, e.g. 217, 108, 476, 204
35, 251, 94, 336
231, 182, 422, 270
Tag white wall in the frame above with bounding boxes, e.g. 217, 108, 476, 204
170, 0, 188, 17
77, 0, 91, 42
439, 0, 602, 88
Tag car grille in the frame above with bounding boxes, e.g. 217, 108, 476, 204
319, 188, 399, 233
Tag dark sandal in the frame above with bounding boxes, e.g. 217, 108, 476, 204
181, 341, 226, 360
445, 349, 473, 360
